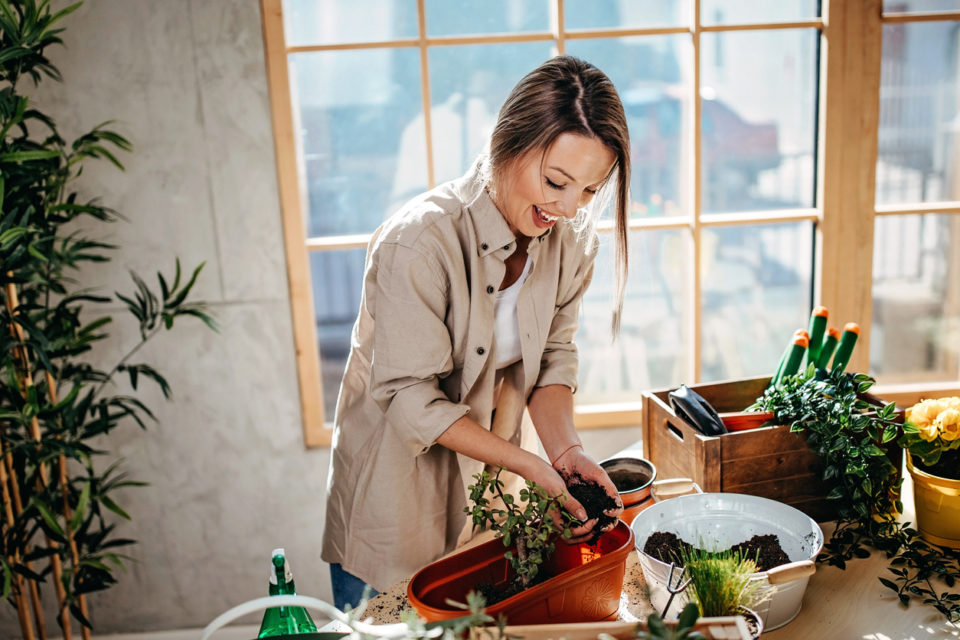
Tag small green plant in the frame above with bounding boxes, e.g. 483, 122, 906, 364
466, 469, 576, 591
754, 367, 960, 623
680, 547, 763, 618
599, 602, 705, 640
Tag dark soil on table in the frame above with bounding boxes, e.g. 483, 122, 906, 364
565, 472, 619, 543
642, 531, 791, 572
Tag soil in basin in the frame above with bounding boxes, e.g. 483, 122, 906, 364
643, 531, 790, 571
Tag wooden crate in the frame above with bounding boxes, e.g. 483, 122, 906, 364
502, 617, 750, 639
641, 376, 901, 523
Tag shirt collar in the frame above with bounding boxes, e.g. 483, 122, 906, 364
458, 162, 552, 258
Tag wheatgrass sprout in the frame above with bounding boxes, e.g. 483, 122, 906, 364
679, 546, 765, 617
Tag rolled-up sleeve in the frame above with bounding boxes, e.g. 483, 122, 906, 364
368, 241, 470, 456
536, 241, 598, 393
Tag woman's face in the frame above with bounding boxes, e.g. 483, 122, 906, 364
495, 132, 616, 239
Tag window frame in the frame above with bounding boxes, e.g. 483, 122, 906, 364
260, 0, 960, 447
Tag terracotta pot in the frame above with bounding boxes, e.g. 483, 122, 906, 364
600, 456, 656, 525
719, 410, 775, 432
907, 453, 960, 549
407, 520, 634, 625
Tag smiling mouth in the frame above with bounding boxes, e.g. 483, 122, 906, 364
534, 205, 560, 224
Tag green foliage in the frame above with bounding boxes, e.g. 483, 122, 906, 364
753, 366, 960, 623
680, 547, 763, 618
0, 0, 214, 633
603, 603, 706, 640
753, 366, 903, 526
466, 469, 576, 590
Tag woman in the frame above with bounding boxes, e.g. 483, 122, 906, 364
321, 55, 632, 611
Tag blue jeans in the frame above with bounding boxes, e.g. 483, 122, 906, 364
330, 563, 378, 611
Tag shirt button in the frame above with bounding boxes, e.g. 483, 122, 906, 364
481, 243, 489, 250
486, 285, 495, 294
476, 347, 485, 355
503, 244, 511, 250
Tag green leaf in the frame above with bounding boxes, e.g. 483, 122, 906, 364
70, 481, 91, 530
882, 423, 898, 443
33, 498, 65, 538
1, 563, 11, 600
100, 495, 131, 520
27, 243, 49, 261
0, 149, 59, 162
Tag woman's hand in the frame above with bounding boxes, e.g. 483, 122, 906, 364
551, 444, 624, 542
522, 456, 600, 542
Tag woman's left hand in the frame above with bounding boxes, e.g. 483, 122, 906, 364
551, 445, 623, 543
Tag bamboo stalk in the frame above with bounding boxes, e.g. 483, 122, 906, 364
0, 439, 39, 640
45, 371, 91, 640
4, 282, 72, 640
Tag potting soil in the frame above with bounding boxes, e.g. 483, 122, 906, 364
642, 531, 791, 572
565, 472, 619, 543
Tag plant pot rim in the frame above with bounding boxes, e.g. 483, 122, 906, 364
906, 452, 960, 486
408, 520, 635, 623
599, 456, 657, 500
738, 606, 764, 640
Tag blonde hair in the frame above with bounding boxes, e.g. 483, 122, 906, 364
483, 56, 631, 333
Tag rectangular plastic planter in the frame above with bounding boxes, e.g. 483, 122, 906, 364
407, 520, 633, 625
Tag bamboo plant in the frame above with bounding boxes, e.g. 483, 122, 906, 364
0, 1, 215, 638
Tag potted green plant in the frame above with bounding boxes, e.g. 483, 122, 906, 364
407, 470, 634, 625
679, 548, 768, 640
0, 1, 215, 638
899, 396, 960, 549
466, 469, 577, 595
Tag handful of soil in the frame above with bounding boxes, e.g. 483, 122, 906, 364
643, 531, 791, 572
565, 472, 619, 544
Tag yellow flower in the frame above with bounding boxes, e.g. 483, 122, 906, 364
907, 399, 945, 428
936, 408, 960, 442
918, 420, 941, 442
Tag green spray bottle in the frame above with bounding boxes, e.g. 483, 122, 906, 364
258, 549, 318, 637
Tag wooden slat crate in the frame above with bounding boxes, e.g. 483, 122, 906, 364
501, 616, 751, 640
641, 376, 901, 523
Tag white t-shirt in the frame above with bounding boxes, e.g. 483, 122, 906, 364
494, 256, 532, 370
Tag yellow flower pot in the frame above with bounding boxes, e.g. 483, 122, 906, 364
907, 454, 960, 549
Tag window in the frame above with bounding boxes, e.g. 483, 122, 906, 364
260, 0, 960, 446
872, 3, 960, 388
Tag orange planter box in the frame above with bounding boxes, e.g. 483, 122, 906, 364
408, 521, 634, 625
641, 376, 901, 523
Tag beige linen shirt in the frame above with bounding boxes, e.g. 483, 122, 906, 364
321, 163, 598, 591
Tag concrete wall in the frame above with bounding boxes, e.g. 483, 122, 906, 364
0, 1, 642, 635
